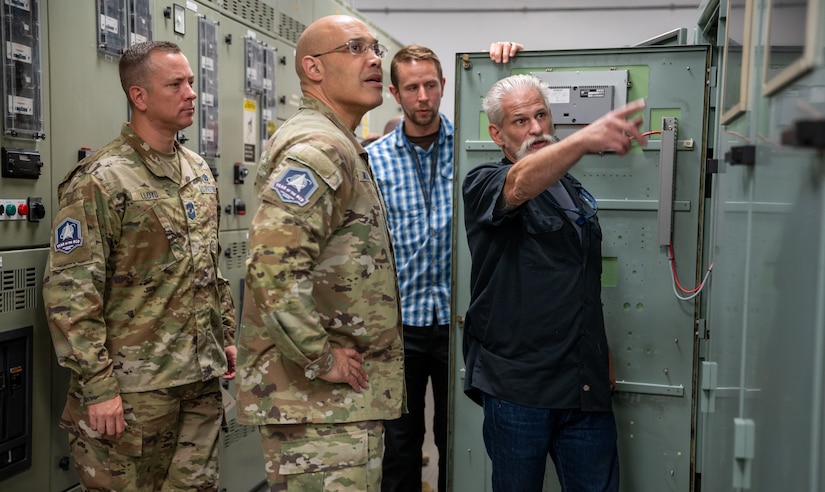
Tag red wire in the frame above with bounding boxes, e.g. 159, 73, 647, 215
669, 243, 706, 294
628, 130, 662, 140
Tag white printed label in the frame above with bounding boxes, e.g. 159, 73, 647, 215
9, 95, 34, 115
101, 15, 120, 34
548, 88, 570, 104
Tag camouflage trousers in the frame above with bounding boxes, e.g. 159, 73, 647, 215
258, 420, 384, 491
60, 378, 223, 491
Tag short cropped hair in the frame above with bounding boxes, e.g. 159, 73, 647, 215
482, 74, 554, 127
390, 45, 442, 88
119, 40, 182, 104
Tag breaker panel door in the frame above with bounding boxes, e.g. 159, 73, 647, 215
451, 45, 710, 492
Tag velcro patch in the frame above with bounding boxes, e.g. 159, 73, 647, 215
54, 218, 83, 254
271, 166, 319, 206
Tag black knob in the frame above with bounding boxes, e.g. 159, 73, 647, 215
31, 202, 46, 220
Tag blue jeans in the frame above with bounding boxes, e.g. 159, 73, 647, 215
481, 394, 619, 492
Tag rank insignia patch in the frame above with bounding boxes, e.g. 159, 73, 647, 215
186, 202, 197, 220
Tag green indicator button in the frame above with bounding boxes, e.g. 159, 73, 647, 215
5, 204, 17, 216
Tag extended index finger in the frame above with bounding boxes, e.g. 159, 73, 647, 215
613, 98, 646, 119
614, 99, 647, 146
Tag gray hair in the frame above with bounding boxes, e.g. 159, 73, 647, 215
482, 74, 554, 127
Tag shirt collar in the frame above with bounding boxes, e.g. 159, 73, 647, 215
300, 97, 367, 156
121, 123, 207, 185
394, 114, 454, 149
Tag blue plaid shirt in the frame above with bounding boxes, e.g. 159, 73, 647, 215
368, 116, 453, 327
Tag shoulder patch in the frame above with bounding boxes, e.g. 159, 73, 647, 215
271, 166, 319, 206
54, 218, 83, 254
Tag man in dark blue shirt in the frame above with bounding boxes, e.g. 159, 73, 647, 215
462, 74, 646, 492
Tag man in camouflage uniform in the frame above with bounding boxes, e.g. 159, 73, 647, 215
235, 15, 404, 491
43, 40, 237, 491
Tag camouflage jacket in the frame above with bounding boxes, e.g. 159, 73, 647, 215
43, 124, 236, 405
236, 98, 405, 425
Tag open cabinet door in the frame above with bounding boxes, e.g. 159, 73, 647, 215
450, 45, 710, 492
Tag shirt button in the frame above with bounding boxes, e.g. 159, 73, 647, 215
583, 384, 590, 392
430, 231, 437, 237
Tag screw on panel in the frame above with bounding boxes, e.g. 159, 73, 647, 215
461, 54, 472, 70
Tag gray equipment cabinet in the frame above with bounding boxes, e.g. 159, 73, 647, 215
450, 45, 711, 492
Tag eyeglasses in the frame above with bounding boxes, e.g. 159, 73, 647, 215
541, 186, 599, 226
573, 188, 599, 225
312, 39, 388, 59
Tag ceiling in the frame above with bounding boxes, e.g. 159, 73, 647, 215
350, 0, 703, 13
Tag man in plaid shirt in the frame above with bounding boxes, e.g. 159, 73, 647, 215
368, 41, 522, 492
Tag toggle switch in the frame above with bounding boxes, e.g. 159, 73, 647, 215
234, 163, 249, 184
233, 198, 246, 216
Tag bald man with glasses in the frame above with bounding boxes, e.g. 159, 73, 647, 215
235, 15, 404, 491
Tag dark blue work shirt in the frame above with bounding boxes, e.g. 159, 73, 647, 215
461, 157, 612, 411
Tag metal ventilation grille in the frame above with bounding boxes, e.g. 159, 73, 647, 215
226, 0, 276, 32
222, 416, 258, 448
0, 267, 37, 313
278, 12, 306, 44
224, 240, 248, 272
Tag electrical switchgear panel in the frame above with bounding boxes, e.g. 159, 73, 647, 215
453, 47, 709, 492
199, 16, 220, 159
96, 0, 154, 56
245, 37, 265, 94
261, 44, 278, 147
1, 0, 43, 139
129, 0, 152, 45
96, 0, 128, 56
0, 326, 32, 481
